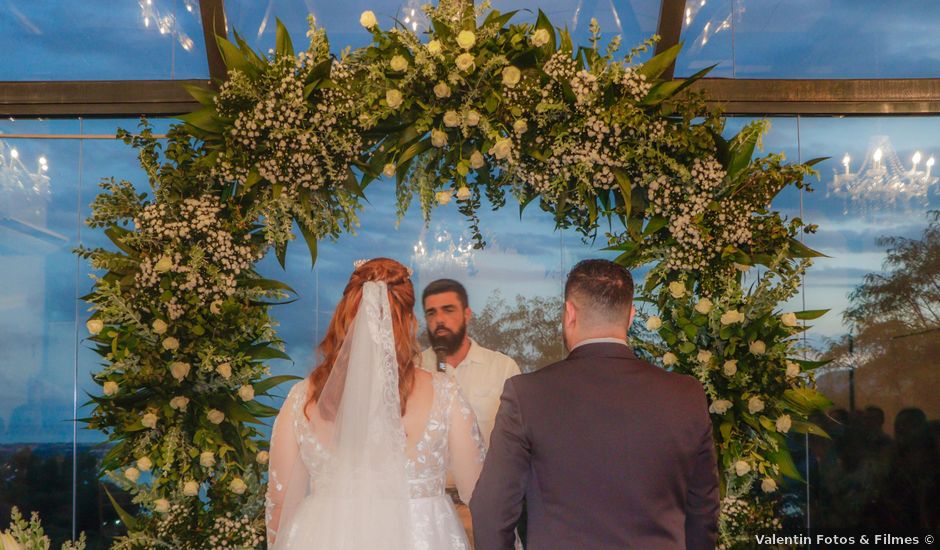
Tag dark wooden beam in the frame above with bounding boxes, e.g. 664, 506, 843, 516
199, 0, 229, 85
0, 80, 204, 117
654, 0, 686, 80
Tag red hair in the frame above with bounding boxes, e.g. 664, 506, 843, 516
307, 258, 419, 418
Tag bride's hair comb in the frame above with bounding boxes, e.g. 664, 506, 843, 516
353, 258, 414, 277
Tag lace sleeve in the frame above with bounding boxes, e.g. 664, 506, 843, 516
447, 382, 486, 504
266, 381, 310, 546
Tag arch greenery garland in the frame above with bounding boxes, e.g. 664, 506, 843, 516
77, 1, 832, 547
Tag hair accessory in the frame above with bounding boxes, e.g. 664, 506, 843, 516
352, 258, 414, 277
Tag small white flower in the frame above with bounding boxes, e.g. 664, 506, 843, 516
776, 414, 792, 433
662, 352, 678, 366
709, 399, 732, 414
531, 28, 551, 47
697, 350, 713, 364
238, 385, 255, 402
433, 81, 451, 98
431, 129, 448, 148
103, 381, 119, 396
199, 451, 215, 468
465, 110, 481, 126
749, 340, 767, 355
359, 10, 377, 29
456, 30, 476, 50
456, 187, 472, 200
169, 396, 190, 411
229, 477, 247, 495
502, 65, 521, 87
124, 466, 140, 482
209, 300, 222, 315
781, 312, 798, 327
385, 89, 403, 109
734, 460, 751, 476
169, 361, 191, 381
207, 409, 225, 425
646, 316, 662, 330
761, 477, 778, 493
469, 150, 485, 169
383, 163, 396, 177
141, 412, 158, 429
390, 55, 408, 72
183, 480, 200, 497
455, 52, 474, 72
723, 360, 738, 376
668, 281, 686, 299
153, 498, 170, 513
694, 298, 713, 314
435, 191, 452, 205
443, 110, 460, 127
489, 138, 512, 160
513, 119, 528, 134
216, 362, 232, 379
785, 361, 801, 379
152, 319, 168, 334
136, 456, 153, 472
86, 319, 104, 335
720, 310, 744, 325
256, 451, 270, 464
154, 255, 173, 273
748, 396, 765, 414
162, 337, 179, 351
426, 39, 442, 55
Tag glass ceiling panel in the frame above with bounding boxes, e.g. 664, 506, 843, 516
224, 0, 659, 62
676, 0, 940, 78
1, 0, 208, 81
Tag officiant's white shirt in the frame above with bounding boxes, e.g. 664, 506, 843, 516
421, 338, 521, 447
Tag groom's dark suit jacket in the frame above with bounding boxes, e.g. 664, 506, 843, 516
470, 342, 719, 550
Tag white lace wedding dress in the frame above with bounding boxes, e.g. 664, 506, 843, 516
264, 282, 486, 550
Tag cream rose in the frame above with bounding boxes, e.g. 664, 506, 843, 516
723, 360, 738, 376
426, 39, 442, 55
749, 340, 767, 355
256, 450, 270, 464
734, 460, 751, 476
238, 384, 255, 402
216, 362, 232, 379
465, 110, 481, 126
385, 89, 403, 109
781, 312, 798, 327
141, 412, 158, 429
229, 477, 247, 495
124, 467, 140, 482
469, 150, 485, 169
359, 10, 377, 29
502, 65, 521, 87
383, 163, 396, 177
435, 191, 452, 205
443, 110, 460, 127
431, 129, 448, 148
152, 319, 168, 334
668, 281, 686, 299
489, 138, 512, 160
456, 30, 476, 50
136, 456, 153, 472
785, 361, 801, 379
199, 451, 215, 468
531, 28, 551, 47
162, 336, 179, 351
761, 477, 778, 493
709, 399, 732, 414
456, 187, 472, 201
697, 349, 713, 364
169, 396, 190, 411
662, 352, 678, 366
646, 316, 662, 330
207, 409, 225, 425
748, 396, 765, 414
390, 55, 408, 72
103, 380, 119, 396
0, 532, 22, 550
433, 81, 451, 98
776, 414, 792, 433
183, 480, 200, 497
455, 53, 475, 72
153, 498, 170, 513
169, 361, 191, 381
86, 319, 104, 335
513, 119, 528, 134
720, 310, 744, 325
209, 300, 222, 315
694, 298, 713, 314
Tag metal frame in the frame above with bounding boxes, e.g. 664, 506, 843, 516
2, 0, 940, 118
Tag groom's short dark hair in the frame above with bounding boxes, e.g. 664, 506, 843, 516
422, 278, 469, 309
565, 260, 634, 324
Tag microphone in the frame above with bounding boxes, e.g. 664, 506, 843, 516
433, 345, 448, 373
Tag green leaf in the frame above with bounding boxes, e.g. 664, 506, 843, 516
727, 126, 760, 183
787, 238, 829, 258
104, 225, 136, 256
243, 400, 281, 418
216, 36, 251, 74
225, 400, 265, 425
254, 374, 303, 395
242, 278, 297, 294
104, 485, 139, 531
483, 9, 518, 29
767, 440, 804, 481
297, 218, 319, 269
783, 388, 833, 415
803, 156, 829, 167
791, 420, 831, 439
275, 18, 294, 58
678, 341, 695, 354
792, 358, 831, 371
182, 83, 217, 107
793, 309, 829, 320
638, 42, 681, 81
719, 421, 733, 442
274, 242, 287, 269
246, 343, 291, 362
178, 108, 224, 134
535, 10, 557, 51
643, 216, 668, 236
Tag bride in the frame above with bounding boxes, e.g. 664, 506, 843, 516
265, 258, 486, 549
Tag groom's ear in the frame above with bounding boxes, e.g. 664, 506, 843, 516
627, 304, 636, 330
564, 299, 577, 327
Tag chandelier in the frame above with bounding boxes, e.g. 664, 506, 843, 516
830, 135, 936, 211
411, 224, 477, 278
139, 0, 198, 52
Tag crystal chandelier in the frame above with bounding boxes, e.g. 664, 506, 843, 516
411, 224, 477, 278
139, 0, 198, 52
830, 135, 936, 211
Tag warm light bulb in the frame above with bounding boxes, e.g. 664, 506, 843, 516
927, 157, 936, 167
842, 154, 850, 165
10, 148, 18, 159
41, 164, 48, 171
873, 148, 883, 163
912, 151, 922, 165
39, 156, 47, 165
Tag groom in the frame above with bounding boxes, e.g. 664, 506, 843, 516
471, 260, 720, 550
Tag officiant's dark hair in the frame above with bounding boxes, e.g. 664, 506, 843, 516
422, 278, 469, 309
565, 260, 634, 323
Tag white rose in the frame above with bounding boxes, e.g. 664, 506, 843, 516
385, 89, 403, 109
256, 451, 270, 464
209, 300, 222, 315
141, 412, 158, 429
465, 110, 481, 126
502, 65, 521, 87
469, 150, 485, 169
513, 119, 528, 134
162, 337, 179, 351
748, 396, 765, 414
154, 255, 173, 273
443, 110, 460, 127
229, 477, 247, 495
216, 362, 232, 379
433, 81, 451, 98
668, 281, 686, 299
694, 298, 713, 314
86, 319, 104, 335
785, 361, 801, 379
776, 414, 792, 433
103, 381, 119, 396
697, 350, 712, 364
456, 187, 472, 201
153, 498, 170, 513
662, 352, 678, 366
456, 30, 476, 50
238, 385, 255, 402
455, 52, 475, 72
383, 163, 396, 177
136, 456, 153, 472
169, 361, 191, 381
431, 129, 448, 148
531, 28, 551, 47
199, 451, 215, 468
749, 340, 767, 355
390, 55, 408, 72
761, 477, 778, 493
734, 460, 751, 476
645, 316, 662, 330
359, 10, 377, 29
723, 360, 738, 376
435, 191, 452, 205
169, 396, 189, 411
781, 312, 798, 327
720, 310, 743, 325
489, 138, 512, 160
709, 399, 732, 414
124, 466, 140, 482
426, 39, 442, 55
207, 409, 225, 425
183, 480, 200, 497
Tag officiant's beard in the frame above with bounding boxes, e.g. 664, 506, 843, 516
427, 323, 467, 356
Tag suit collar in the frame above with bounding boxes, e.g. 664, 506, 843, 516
565, 341, 637, 361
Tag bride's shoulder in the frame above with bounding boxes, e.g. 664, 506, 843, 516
283, 378, 311, 407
